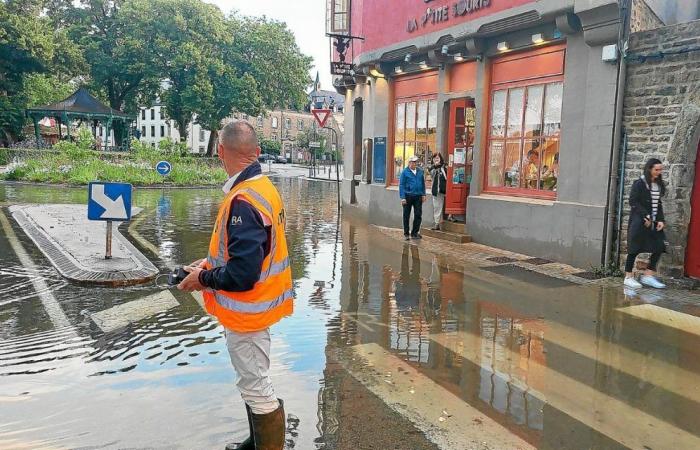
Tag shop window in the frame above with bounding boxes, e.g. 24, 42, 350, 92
392, 97, 437, 184
486, 81, 562, 196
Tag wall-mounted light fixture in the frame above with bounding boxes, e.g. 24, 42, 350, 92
453, 53, 464, 62
497, 41, 509, 52
369, 67, 385, 78
531, 33, 545, 44
394, 66, 403, 74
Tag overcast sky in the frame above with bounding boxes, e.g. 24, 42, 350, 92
207, 0, 331, 91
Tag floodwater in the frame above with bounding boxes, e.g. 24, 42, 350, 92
1, 178, 700, 450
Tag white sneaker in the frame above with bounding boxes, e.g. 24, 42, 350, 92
624, 277, 643, 289
640, 275, 666, 289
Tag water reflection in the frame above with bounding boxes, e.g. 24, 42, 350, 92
0, 179, 344, 449
332, 220, 700, 449
2, 179, 700, 449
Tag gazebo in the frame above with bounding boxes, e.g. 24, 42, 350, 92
26, 87, 136, 150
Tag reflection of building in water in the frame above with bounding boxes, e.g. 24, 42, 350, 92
478, 303, 546, 431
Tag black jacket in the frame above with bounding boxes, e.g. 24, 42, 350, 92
430, 164, 447, 196
627, 178, 666, 254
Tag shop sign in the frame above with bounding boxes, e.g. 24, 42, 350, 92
373, 137, 387, 184
407, 0, 492, 33
331, 61, 354, 76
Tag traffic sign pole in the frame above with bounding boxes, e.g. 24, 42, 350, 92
105, 220, 113, 260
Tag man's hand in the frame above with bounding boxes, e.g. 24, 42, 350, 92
177, 266, 206, 292
656, 221, 665, 231
421, 196, 426, 203
188, 258, 206, 269
401, 199, 407, 206
644, 217, 652, 228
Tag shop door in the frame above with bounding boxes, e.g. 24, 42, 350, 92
686, 140, 700, 278
445, 99, 476, 215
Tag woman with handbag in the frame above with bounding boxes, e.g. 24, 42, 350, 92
624, 158, 667, 289
429, 153, 447, 230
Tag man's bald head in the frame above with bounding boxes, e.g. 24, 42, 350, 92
219, 120, 259, 157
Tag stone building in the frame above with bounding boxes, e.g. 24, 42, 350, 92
620, 18, 700, 279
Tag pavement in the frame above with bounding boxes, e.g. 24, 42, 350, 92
8, 204, 158, 286
373, 224, 700, 303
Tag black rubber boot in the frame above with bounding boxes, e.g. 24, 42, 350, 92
225, 403, 254, 450
250, 399, 285, 450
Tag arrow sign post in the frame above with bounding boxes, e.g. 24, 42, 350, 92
312, 109, 332, 128
88, 182, 133, 259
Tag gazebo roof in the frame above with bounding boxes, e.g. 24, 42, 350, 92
26, 87, 134, 120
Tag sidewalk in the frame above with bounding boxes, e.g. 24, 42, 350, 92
372, 224, 700, 304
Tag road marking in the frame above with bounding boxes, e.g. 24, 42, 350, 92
90, 290, 180, 333
430, 331, 700, 450
617, 304, 700, 336
0, 208, 71, 330
345, 342, 535, 450
542, 319, 700, 405
127, 208, 160, 257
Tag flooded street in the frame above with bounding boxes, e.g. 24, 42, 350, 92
1, 179, 700, 449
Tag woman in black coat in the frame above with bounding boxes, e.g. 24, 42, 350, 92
429, 153, 447, 230
624, 158, 667, 289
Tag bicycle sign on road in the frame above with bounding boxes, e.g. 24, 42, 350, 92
156, 160, 172, 176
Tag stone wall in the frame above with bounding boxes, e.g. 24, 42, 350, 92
630, 0, 664, 33
620, 19, 700, 277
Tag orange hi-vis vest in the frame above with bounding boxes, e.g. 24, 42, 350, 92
203, 175, 293, 332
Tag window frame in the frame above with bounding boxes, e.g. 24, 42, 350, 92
390, 93, 438, 186
484, 47, 565, 200
330, 0, 350, 33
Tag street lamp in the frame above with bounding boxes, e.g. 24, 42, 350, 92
323, 125, 341, 211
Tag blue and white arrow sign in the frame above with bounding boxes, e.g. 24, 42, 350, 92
156, 160, 172, 176
87, 182, 132, 221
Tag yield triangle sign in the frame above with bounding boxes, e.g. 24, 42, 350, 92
312, 109, 332, 128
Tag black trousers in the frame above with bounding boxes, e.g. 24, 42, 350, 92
625, 251, 662, 273
403, 195, 423, 236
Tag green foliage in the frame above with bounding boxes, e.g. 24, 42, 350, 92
0, 1, 84, 143
259, 137, 281, 155
1, 146, 227, 186
0, 147, 8, 165
590, 262, 624, 278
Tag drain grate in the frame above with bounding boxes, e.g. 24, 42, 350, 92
571, 271, 606, 280
482, 264, 575, 288
522, 257, 553, 265
487, 256, 519, 264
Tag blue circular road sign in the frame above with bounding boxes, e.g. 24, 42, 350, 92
156, 160, 172, 176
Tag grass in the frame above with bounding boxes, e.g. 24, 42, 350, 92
1, 139, 228, 187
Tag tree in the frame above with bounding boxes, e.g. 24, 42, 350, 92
0, 0, 84, 144
67, 0, 162, 143
259, 137, 281, 155
199, 14, 312, 155
295, 127, 327, 158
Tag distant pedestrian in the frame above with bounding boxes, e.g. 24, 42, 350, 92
399, 155, 427, 240
429, 153, 447, 230
624, 158, 667, 289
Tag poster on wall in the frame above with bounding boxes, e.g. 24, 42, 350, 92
373, 137, 387, 184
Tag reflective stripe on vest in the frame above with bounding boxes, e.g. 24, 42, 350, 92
206, 254, 290, 282
214, 288, 293, 313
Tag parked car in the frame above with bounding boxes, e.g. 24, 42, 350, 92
258, 153, 274, 162
275, 155, 288, 164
